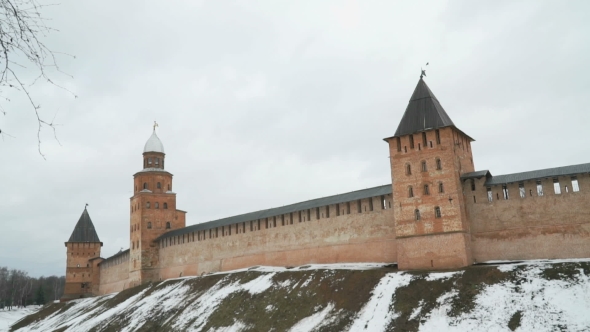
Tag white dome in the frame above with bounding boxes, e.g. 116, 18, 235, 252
144, 131, 165, 153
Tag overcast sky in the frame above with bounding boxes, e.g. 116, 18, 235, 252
1, 0, 589, 277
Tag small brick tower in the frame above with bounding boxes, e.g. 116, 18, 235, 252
61, 207, 103, 301
129, 125, 186, 285
385, 75, 475, 270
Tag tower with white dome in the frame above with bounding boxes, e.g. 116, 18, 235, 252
129, 126, 186, 285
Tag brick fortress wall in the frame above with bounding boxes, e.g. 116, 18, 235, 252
157, 195, 396, 279
97, 250, 130, 295
465, 174, 590, 262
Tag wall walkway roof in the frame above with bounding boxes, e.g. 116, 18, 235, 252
461, 162, 590, 186
158, 184, 392, 240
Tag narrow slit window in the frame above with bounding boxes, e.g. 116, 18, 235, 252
421, 161, 427, 172
502, 185, 509, 199
553, 178, 561, 194
435, 129, 441, 144
380, 195, 386, 210
536, 180, 544, 196
415, 209, 421, 221
336, 204, 340, 216
424, 184, 430, 195
406, 164, 412, 175
316, 207, 320, 219
434, 206, 441, 218
157, 182, 161, 189
346, 202, 351, 214
438, 182, 444, 193
408, 186, 414, 198
357, 199, 362, 213
147, 222, 152, 229
422, 132, 427, 146
470, 179, 476, 191
435, 158, 442, 170
369, 198, 373, 211
519, 183, 525, 198
396, 137, 401, 152
572, 176, 580, 192
409, 135, 414, 149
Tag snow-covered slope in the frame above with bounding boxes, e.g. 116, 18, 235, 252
0, 307, 40, 332
10, 260, 590, 331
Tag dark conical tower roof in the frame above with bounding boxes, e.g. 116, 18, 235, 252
393, 77, 456, 137
67, 208, 101, 242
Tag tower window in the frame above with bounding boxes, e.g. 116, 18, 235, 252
157, 182, 161, 189
163, 203, 168, 209
421, 161, 427, 172
143, 183, 148, 189
406, 164, 412, 175
424, 184, 430, 195
166, 222, 171, 229
148, 158, 152, 165
434, 206, 441, 218
146, 202, 150, 209
408, 186, 414, 198
155, 202, 159, 209
502, 185, 509, 199
147, 222, 152, 229
415, 209, 421, 221
396, 137, 401, 152
438, 182, 444, 193
435, 158, 442, 170
409, 135, 414, 149
470, 179, 476, 191
435, 129, 441, 144
404, 146, 407, 153
487, 187, 493, 202
519, 183, 525, 198
422, 132, 427, 146
155, 158, 159, 165
168, 184, 171, 191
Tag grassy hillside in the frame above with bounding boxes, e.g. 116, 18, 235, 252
9, 260, 590, 331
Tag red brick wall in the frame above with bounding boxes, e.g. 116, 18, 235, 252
465, 173, 590, 262
157, 196, 396, 279
61, 242, 102, 300
98, 251, 131, 295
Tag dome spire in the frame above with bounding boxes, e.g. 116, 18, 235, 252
144, 123, 165, 153
153, 120, 159, 132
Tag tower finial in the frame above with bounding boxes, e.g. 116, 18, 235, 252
420, 62, 429, 78
85, 203, 89, 209
153, 121, 159, 132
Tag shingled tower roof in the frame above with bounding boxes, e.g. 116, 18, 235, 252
67, 207, 101, 243
393, 77, 458, 138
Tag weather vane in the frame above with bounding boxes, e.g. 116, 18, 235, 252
420, 62, 429, 78
153, 121, 159, 132
85, 203, 89, 208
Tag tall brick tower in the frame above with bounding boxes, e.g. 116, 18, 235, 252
129, 126, 186, 285
384, 76, 475, 270
61, 207, 103, 301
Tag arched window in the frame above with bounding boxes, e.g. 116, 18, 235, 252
408, 186, 414, 198
166, 222, 171, 229
436, 158, 442, 170
155, 202, 159, 209
434, 206, 441, 218
415, 209, 421, 221
155, 158, 159, 165
143, 183, 148, 189
147, 222, 152, 229
406, 164, 412, 175
421, 161, 427, 172
438, 182, 444, 193
163, 203, 168, 209
157, 182, 161, 189
424, 184, 430, 195
146, 202, 151, 209
148, 157, 152, 165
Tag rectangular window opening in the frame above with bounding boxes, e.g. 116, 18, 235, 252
369, 198, 373, 211
536, 180, 544, 196
572, 176, 580, 192
435, 129, 441, 144
396, 137, 401, 152
409, 135, 414, 149
502, 185, 509, 199
553, 178, 561, 195
380, 195, 386, 210
357, 200, 362, 213
422, 132, 427, 146
519, 183, 525, 198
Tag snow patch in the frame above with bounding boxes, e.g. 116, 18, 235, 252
348, 272, 413, 331
288, 303, 334, 332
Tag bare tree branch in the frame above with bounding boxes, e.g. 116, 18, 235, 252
0, 0, 74, 158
